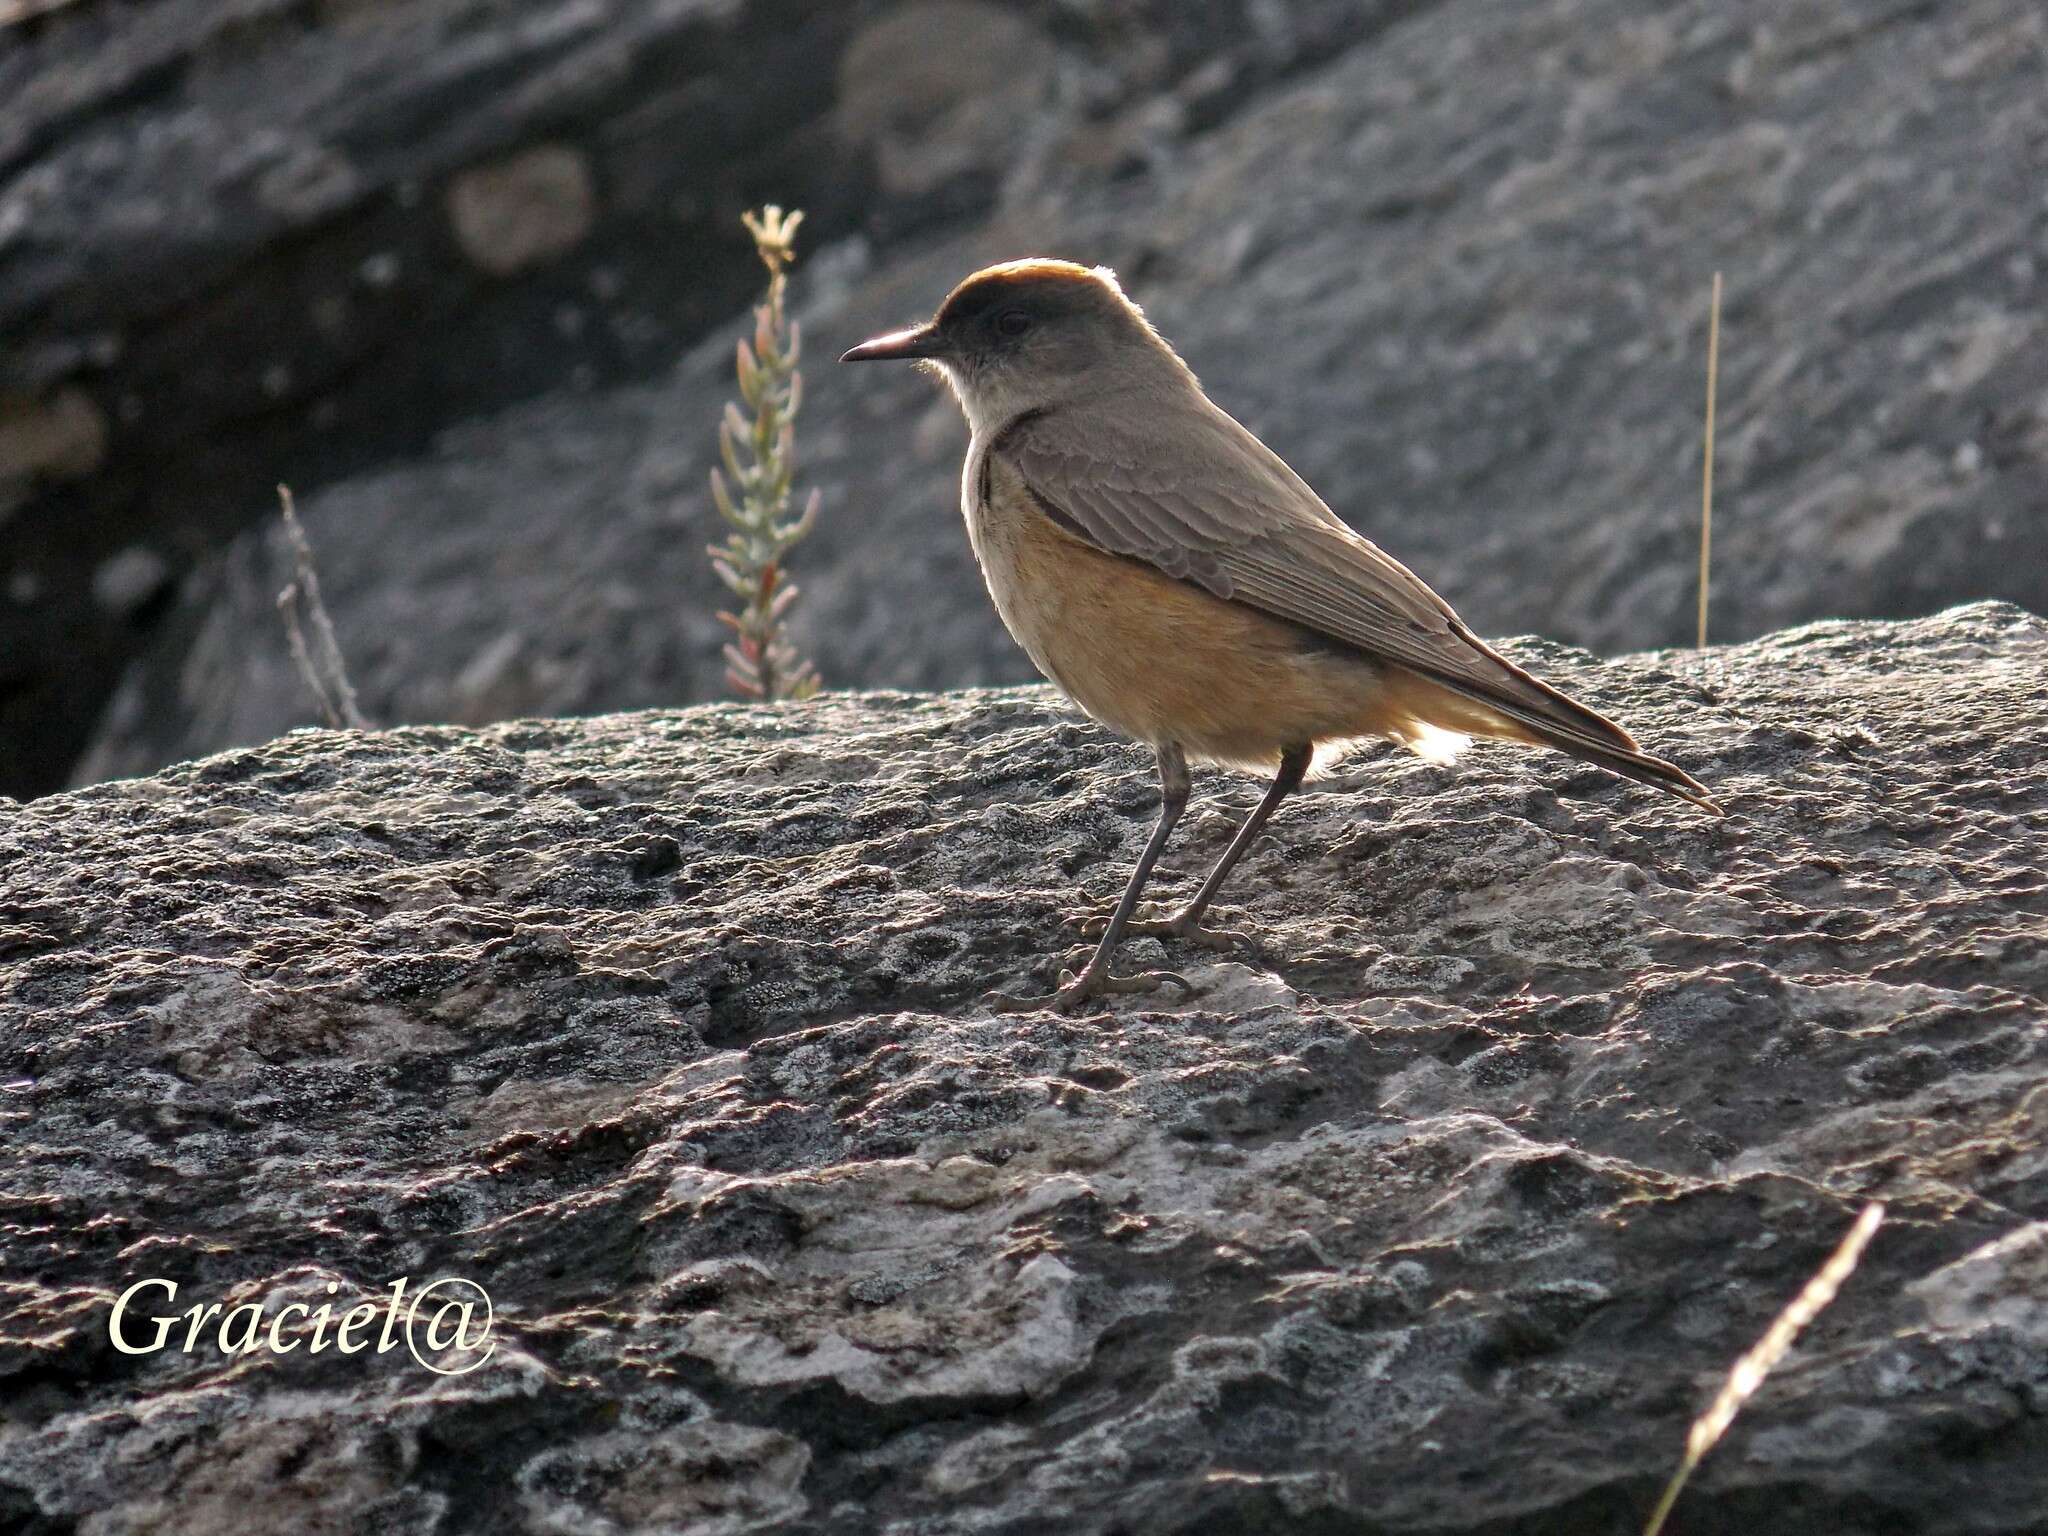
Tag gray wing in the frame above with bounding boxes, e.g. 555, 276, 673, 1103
992, 397, 1645, 756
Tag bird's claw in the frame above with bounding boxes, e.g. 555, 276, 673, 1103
1056, 909, 1110, 940
984, 966, 1194, 1014
1060, 909, 1254, 953
1084, 967, 1193, 998
1149, 920, 1254, 953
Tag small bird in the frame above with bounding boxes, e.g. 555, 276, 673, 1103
842, 260, 1720, 1011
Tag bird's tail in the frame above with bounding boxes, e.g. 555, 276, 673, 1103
1378, 650, 1724, 815
1513, 721, 1723, 813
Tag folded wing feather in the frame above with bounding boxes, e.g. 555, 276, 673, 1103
994, 397, 1647, 759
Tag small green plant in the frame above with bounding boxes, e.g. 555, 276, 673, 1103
708, 205, 821, 702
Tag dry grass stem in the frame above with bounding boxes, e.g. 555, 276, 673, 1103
274, 485, 370, 731
1697, 270, 1723, 650
1642, 1201, 1885, 1536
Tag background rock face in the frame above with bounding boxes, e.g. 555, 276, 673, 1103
5, 604, 2047, 1533
3, 0, 2044, 794
0, 0, 1370, 796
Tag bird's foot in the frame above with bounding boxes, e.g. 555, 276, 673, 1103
1059, 905, 1253, 953
985, 961, 1194, 1015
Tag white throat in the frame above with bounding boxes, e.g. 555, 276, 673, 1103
933, 359, 1042, 442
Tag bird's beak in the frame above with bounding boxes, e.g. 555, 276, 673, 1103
840, 323, 943, 363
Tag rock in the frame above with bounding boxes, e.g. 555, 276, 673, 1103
0, 0, 1364, 796
87, 544, 170, 617
5, 603, 2046, 1533
0, 384, 106, 515
445, 144, 598, 277
64, 0, 2048, 795
835, 3, 1059, 201
3, 0, 874, 790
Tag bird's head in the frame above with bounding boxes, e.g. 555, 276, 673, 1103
840, 259, 1191, 433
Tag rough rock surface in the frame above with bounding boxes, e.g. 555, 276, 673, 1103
0, 0, 1370, 795
59, 0, 2048, 792
6, 602, 2048, 1534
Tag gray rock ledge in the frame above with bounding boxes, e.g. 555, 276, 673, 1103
3, 602, 2046, 1534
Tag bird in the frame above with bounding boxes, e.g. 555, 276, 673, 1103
841, 259, 1720, 1012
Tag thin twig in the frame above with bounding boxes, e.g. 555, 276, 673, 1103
274, 485, 370, 731
1642, 1202, 1884, 1536
1697, 270, 1722, 651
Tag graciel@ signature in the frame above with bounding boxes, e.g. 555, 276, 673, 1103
108, 1275, 496, 1376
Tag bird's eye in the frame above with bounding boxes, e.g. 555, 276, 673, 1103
995, 309, 1032, 338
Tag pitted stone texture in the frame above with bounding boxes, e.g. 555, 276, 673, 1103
4, 604, 2047, 1534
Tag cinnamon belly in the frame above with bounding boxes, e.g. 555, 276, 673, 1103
965, 455, 1458, 772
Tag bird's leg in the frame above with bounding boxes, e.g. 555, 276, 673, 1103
988, 744, 1195, 1013
1071, 741, 1311, 949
